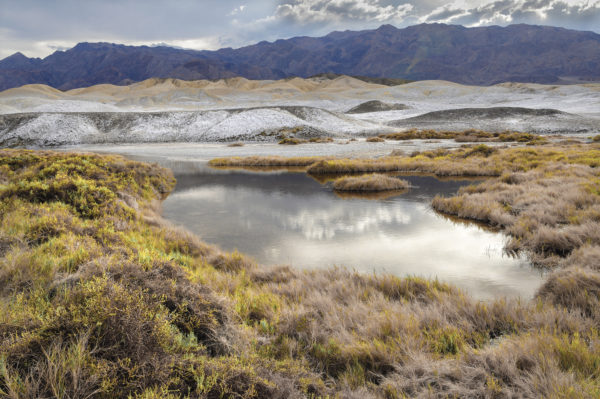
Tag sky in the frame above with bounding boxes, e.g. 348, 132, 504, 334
1, 0, 599, 59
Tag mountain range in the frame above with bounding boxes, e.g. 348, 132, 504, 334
1, 23, 600, 91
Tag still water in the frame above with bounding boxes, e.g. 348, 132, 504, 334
65, 143, 544, 300
160, 163, 543, 300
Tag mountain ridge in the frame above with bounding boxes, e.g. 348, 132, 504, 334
1, 23, 600, 91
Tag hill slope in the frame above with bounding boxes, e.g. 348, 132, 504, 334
1, 23, 600, 90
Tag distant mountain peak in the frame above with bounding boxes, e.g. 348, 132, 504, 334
6, 52, 28, 60
376, 24, 398, 32
0, 51, 42, 70
0, 23, 599, 91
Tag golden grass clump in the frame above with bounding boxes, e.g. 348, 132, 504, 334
2, 149, 600, 398
278, 137, 307, 145
227, 142, 245, 147
366, 136, 385, 142
309, 137, 334, 143
333, 174, 410, 192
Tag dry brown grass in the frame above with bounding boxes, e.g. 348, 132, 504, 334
208, 155, 327, 168
366, 136, 385, 143
334, 190, 408, 200
333, 174, 410, 192
309, 137, 334, 143
3, 149, 600, 398
278, 137, 334, 145
278, 137, 307, 145
380, 129, 546, 144
432, 163, 600, 266
536, 267, 600, 321
306, 144, 600, 176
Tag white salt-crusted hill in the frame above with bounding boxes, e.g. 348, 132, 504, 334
1, 76, 599, 146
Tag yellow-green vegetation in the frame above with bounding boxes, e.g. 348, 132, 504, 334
278, 137, 307, 145
278, 137, 334, 145
333, 174, 410, 192
307, 144, 600, 176
2, 149, 600, 398
380, 129, 547, 144
208, 155, 327, 168
333, 190, 409, 200
309, 137, 334, 143
592, 135, 600, 142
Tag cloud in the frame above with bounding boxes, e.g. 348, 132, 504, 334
139, 37, 224, 51
228, 4, 247, 16
420, 0, 600, 30
275, 0, 414, 24
0, 0, 599, 60
0, 36, 225, 60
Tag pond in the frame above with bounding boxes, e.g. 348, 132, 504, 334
66, 143, 545, 300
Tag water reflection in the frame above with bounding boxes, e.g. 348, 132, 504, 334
161, 163, 544, 300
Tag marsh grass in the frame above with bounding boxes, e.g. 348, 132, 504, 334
366, 137, 385, 143
309, 137, 334, 143
306, 144, 600, 176
431, 162, 600, 266
333, 174, 410, 192
208, 155, 327, 168
380, 129, 547, 144
333, 189, 409, 200
278, 137, 334, 145
278, 137, 307, 145
1, 149, 600, 398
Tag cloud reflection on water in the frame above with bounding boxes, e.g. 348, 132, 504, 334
163, 168, 544, 300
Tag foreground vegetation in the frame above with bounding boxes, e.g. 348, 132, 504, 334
1, 149, 599, 398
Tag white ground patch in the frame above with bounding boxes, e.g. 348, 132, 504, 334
1, 77, 599, 146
